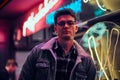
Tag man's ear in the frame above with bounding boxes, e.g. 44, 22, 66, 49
75, 26, 78, 32
54, 25, 58, 34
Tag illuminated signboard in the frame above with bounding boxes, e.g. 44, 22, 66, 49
23, 0, 60, 36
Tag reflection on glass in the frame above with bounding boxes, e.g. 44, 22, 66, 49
80, 21, 120, 80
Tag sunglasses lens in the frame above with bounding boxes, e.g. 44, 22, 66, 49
67, 21, 75, 25
57, 21, 75, 26
57, 21, 65, 26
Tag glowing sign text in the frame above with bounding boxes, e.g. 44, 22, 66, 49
23, 0, 58, 36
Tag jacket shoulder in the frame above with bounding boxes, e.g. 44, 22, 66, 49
34, 42, 45, 50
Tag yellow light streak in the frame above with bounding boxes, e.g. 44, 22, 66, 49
88, 36, 109, 80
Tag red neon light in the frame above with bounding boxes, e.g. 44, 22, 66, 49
16, 29, 22, 41
23, 0, 59, 36
0, 31, 6, 42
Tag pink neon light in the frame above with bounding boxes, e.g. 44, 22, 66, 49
0, 31, 6, 42
23, 0, 58, 36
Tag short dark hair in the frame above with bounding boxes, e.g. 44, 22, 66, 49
6, 59, 18, 67
54, 8, 76, 24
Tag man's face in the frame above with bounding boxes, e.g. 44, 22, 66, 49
6, 64, 17, 73
54, 15, 78, 40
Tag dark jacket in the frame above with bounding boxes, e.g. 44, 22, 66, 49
0, 68, 15, 80
0, 68, 9, 80
19, 37, 96, 80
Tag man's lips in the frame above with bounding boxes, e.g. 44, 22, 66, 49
62, 30, 71, 34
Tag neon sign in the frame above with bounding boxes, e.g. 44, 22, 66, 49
23, 0, 59, 36
88, 36, 109, 80
88, 28, 120, 80
83, 0, 89, 3
81, 22, 120, 79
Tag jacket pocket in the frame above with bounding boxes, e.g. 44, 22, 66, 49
36, 60, 50, 68
35, 59, 50, 80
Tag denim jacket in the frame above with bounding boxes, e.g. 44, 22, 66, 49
19, 37, 96, 80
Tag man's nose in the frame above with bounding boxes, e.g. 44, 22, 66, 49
64, 23, 69, 28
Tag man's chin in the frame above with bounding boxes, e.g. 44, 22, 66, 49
62, 36, 73, 41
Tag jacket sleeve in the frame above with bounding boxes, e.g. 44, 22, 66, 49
86, 57, 96, 80
19, 44, 43, 80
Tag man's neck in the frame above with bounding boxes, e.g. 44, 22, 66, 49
58, 38, 74, 55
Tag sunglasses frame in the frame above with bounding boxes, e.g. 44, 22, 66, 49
56, 20, 76, 27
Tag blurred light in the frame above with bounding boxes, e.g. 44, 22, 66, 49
83, 0, 89, 3
16, 29, 22, 41
0, 31, 6, 42
82, 22, 120, 79
94, 8, 105, 17
88, 27, 120, 80
96, 0, 106, 11
46, 0, 82, 24
83, 0, 106, 11
81, 22, 106, 48
88, 36, 109, 80
23, 0, 59, 36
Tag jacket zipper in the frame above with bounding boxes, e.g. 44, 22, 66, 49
49, 49, 57, 80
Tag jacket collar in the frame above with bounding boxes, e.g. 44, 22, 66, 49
41, 37, 58, 50
41, 37, 89, 57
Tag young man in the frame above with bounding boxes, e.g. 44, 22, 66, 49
0, 59, 18, 80
19, 8, 96, 80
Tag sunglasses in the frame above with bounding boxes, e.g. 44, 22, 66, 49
57, 20, 76, 26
